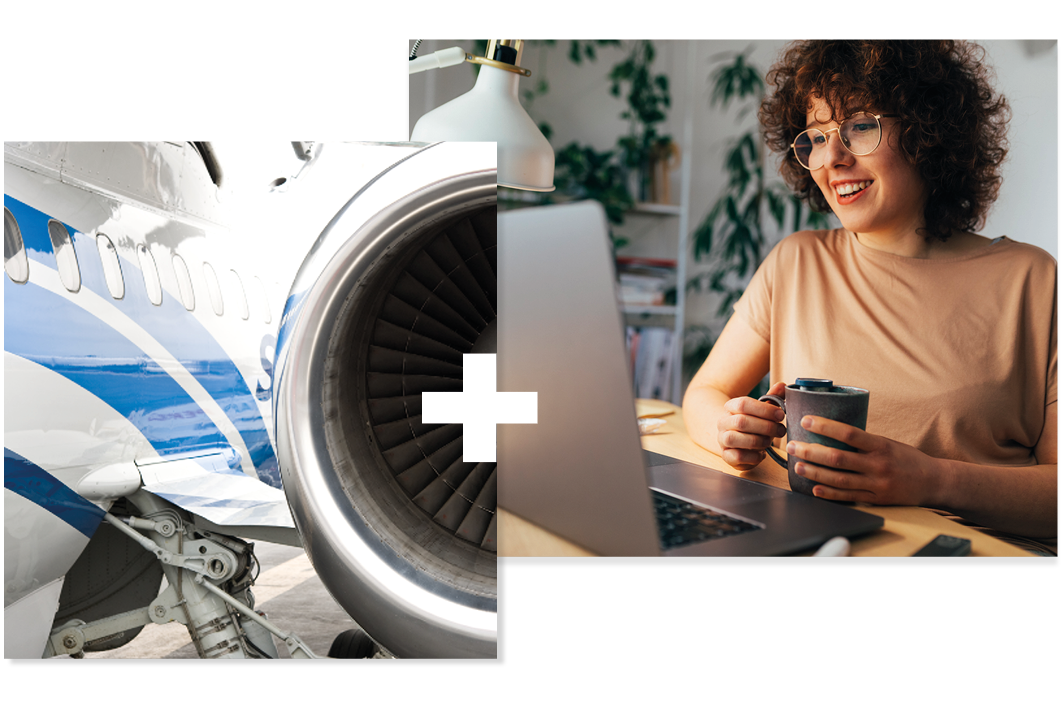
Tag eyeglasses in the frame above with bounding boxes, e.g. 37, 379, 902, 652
790, 113, 898, 171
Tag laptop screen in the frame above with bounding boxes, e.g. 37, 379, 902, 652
497, 201, 662, 556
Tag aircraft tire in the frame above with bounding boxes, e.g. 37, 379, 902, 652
327, 629, 379, 659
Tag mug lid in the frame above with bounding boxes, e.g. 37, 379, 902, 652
794, 378, 833, 389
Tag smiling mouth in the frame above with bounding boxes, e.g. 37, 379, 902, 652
835, 180, 872, 197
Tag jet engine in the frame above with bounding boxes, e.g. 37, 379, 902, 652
273, 142, 497, 658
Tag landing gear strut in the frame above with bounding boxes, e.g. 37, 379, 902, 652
46, 492, 317, 659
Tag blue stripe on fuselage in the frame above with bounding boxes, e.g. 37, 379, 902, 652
4, 195, 279, 487
5, 279, 235, 455
4, 449, 106, 538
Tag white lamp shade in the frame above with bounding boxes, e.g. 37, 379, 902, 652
412, 65, 555, 192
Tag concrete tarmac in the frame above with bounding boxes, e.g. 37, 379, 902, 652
81, 542, 383, 659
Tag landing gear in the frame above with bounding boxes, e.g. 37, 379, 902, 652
46, 492, 317, 659
328, 629, 379, 659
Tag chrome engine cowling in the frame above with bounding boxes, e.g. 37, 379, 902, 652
273, 143, 497, 658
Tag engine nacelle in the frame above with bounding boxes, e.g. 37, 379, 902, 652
274, 142, 497, 658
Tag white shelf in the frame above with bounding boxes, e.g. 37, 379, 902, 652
623, 42, 697, 404
630, 202, 682, 216
623, 304, 677, 315
623, 305, 677, 329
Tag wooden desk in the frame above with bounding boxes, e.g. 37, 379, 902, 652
498, 398, 1031, 557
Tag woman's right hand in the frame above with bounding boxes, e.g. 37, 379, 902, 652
715, 381, 788, 470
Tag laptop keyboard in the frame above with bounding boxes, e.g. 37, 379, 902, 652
651, 490, 763, 551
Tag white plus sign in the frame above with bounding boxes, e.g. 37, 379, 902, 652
421, 353, 537, 462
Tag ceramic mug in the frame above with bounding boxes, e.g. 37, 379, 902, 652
758, 378, 870, 497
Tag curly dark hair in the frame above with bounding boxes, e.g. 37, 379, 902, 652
760, 40, 1010, 241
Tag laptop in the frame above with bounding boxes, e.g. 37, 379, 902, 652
497, 201, 884, 556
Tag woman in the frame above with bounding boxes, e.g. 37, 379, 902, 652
683, 41, 1057, 549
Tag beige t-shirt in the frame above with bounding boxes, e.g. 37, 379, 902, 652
734, 229, 1057, 470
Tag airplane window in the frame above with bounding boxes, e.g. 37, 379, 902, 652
172, 253, 195, 311
96, 234, 125, 299
203, 261, 224, 316
47, 220, 81, 293
4, 207, 29, 284
230, 269, 249, 320
254, 276, 272, 324
137, 244, 163, 305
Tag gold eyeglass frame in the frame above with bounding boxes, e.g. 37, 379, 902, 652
790, 113, 899, 171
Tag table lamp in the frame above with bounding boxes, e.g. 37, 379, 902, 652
410, 40, 556, 192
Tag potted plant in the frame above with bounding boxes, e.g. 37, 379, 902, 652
547, 40, 676, 231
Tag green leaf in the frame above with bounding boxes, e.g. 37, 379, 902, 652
722, 228, 742, 264
708, 50, 765, 115
739, 133, 759, 165
610, 61, 634, 81
710, 77, 731, 107
710, 268, 728, 292
692, 198, 726, 260
766, 188, 786, 229
736, 243, 749, 276
725, 144, 751, 191
724, 195, 740, 224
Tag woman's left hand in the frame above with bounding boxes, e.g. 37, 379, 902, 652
787, 415, 943, 506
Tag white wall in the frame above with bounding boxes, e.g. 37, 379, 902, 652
981, 40, 1057, 255
409, 39, 1058, 344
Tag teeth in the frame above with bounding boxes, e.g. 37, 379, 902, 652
835, 180, 872, 196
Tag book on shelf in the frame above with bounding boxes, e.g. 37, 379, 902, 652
615, 256, 676, 308
627, 325, 676, 404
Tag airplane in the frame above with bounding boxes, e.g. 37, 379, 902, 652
4, 140, 498, 659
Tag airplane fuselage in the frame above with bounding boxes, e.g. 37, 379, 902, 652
4, 142, 281, 656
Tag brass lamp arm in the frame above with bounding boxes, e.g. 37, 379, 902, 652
409, 44, 531, 77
